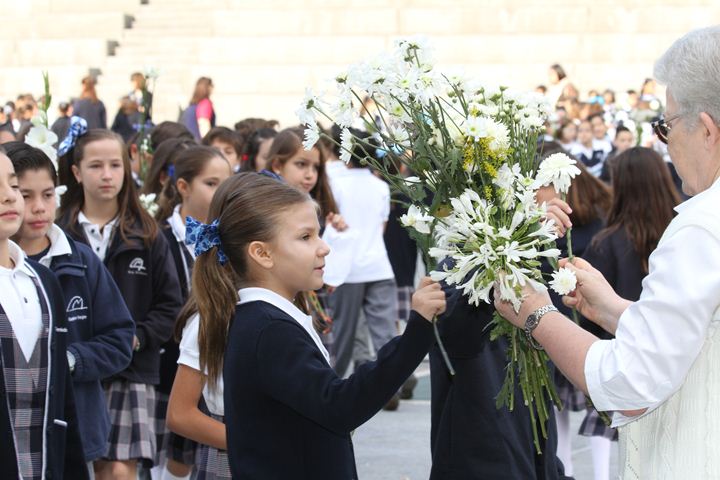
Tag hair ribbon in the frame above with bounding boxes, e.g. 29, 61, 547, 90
57, 116, 89, 157
186, 216, 228, 265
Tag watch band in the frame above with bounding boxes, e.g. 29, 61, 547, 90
524, 304, 559, 350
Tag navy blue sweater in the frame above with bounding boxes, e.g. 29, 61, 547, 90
224, 301, 434, 479
59, 216, 183, 385
46, 232, 135, 460
0, 260, 88, 479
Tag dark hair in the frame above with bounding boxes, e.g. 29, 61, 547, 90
58, 129, 158, 246
233, 117, 279, 137
267, 127, 338, 217
594, 147, 680, 273
3, 141, 57, 184
190, 77, 213, 105
150, 121, 194, 151
175, 172, 311, 385
347, 129, 378, 169
141, 137, 196, 196
550, 64, 567, 81
155, 145, 229, 221
614, 125, 632, 139
242, 127, 277, 171
202, 126, 242, 156
587, 112, 604, 124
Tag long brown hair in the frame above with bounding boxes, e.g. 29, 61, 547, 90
58, 129, 158, 246
267, 127, 338, 217
80, 76, 99, 103
155, 145, 228, 221
595, 147, 680, 273
175, 173, 311, 386
190, 77, 213, 105
141, 137, 196, 196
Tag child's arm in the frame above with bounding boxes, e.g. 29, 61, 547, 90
167, 365, 226, 450
67, 251, 134, 382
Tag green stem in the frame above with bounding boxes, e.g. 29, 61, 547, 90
562, 193, 580, 324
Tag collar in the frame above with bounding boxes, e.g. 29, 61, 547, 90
167, 205, 187, 244
674, 175, 720, 214
40, 224, 73, 267
78, 211, 119, 229
237, 287, 330, 363
0, 240, 36, 277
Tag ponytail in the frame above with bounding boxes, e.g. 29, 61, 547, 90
175, 172, 310, 387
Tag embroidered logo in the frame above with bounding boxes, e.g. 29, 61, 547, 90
128, 257, 147, 275
66, 296, 86, 312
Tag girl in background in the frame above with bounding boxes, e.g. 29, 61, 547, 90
141, 138, 196, 197
202, 127, 243, 173
57, 129, 182, 480
242, 127, 277, 172
72, 76, 107, 130
154, 145, 231, 479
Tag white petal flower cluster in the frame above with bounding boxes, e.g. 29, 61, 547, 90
534, 152, 582, 194
429, 187, 559, 310
139, 193, 159, 217
302, 125, 320, 151
25, 124, 59, 167
339, 128, 354, 164
400, 204, 434, 234
549, 267, 577, 295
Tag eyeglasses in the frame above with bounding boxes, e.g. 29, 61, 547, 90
651, 113, 686, 144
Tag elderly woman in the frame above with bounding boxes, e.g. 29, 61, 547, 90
495, 26, 720, 478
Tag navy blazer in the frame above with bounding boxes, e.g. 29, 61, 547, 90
0, 260, 88, 479
48, 232, 134, 461
224, 300, 434, 479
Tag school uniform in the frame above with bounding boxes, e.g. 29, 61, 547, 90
156, 206, 198, 466
29, 224, 135, 462
178, 314, 230, 479
430, 260, 568, 480
0, 241, 89, 479
224, 287, 434, 479
58, 212, 183, 466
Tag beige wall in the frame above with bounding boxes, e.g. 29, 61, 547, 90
1, 0, 718, 127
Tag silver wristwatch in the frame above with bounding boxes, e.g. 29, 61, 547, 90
524, 304, 558, 350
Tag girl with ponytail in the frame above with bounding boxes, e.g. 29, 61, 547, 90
175, 172, 446, 478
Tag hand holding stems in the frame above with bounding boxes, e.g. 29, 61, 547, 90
325, 212, 348, 232
411, 276, 447, 321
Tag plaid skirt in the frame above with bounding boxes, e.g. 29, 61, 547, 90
103, 379, 157, 467
396, 286, 414, 325
154, 391, 198, 466
553, 369, 585, 412
579, 407, 619, 441
195, 413, 231, 480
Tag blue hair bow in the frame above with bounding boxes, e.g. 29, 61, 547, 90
57, 116, 88, 157
186, 216, 228, 265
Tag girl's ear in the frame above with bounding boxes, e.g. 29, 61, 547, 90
270, 158, 282, 174
246, 240, 273, 270
176, 178, 190, 199
71, 164, 82, 184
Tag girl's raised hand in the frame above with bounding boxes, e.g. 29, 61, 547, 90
411, 277, 446, 321
326, 212, 348, 232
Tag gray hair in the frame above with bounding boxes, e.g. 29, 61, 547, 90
654, 25, 720, 126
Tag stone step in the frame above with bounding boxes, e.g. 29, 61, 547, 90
0, 13, 130, 39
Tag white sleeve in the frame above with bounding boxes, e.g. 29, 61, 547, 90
177, 314, 201, 371
584, 226, 720, 417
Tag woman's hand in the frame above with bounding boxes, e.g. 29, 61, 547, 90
493, 284, 554, 329
560, 257, 631, 335
411, 277, 447, 321
544, 197, 573, 237
326, 212, 348, 232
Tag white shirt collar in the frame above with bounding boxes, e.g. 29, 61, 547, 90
167, 205, 186, 243
0, 240, 36, 277
674, 175, 720, 214
37, 224, 73, 267
237, 287, 330, 363
77, 211, 119, 230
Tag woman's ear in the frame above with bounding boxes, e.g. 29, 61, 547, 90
246, 240, 273, 270
270, 158, 282, 175
71, 164, 82, 184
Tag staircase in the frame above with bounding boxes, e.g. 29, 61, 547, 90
1, 0, 718, 128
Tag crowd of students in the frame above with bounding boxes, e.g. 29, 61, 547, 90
0, 63, 687, 480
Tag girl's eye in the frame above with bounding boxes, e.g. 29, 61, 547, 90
205, 181, 218, 187
44, 193, 54, 200
302, 234, 311, 241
